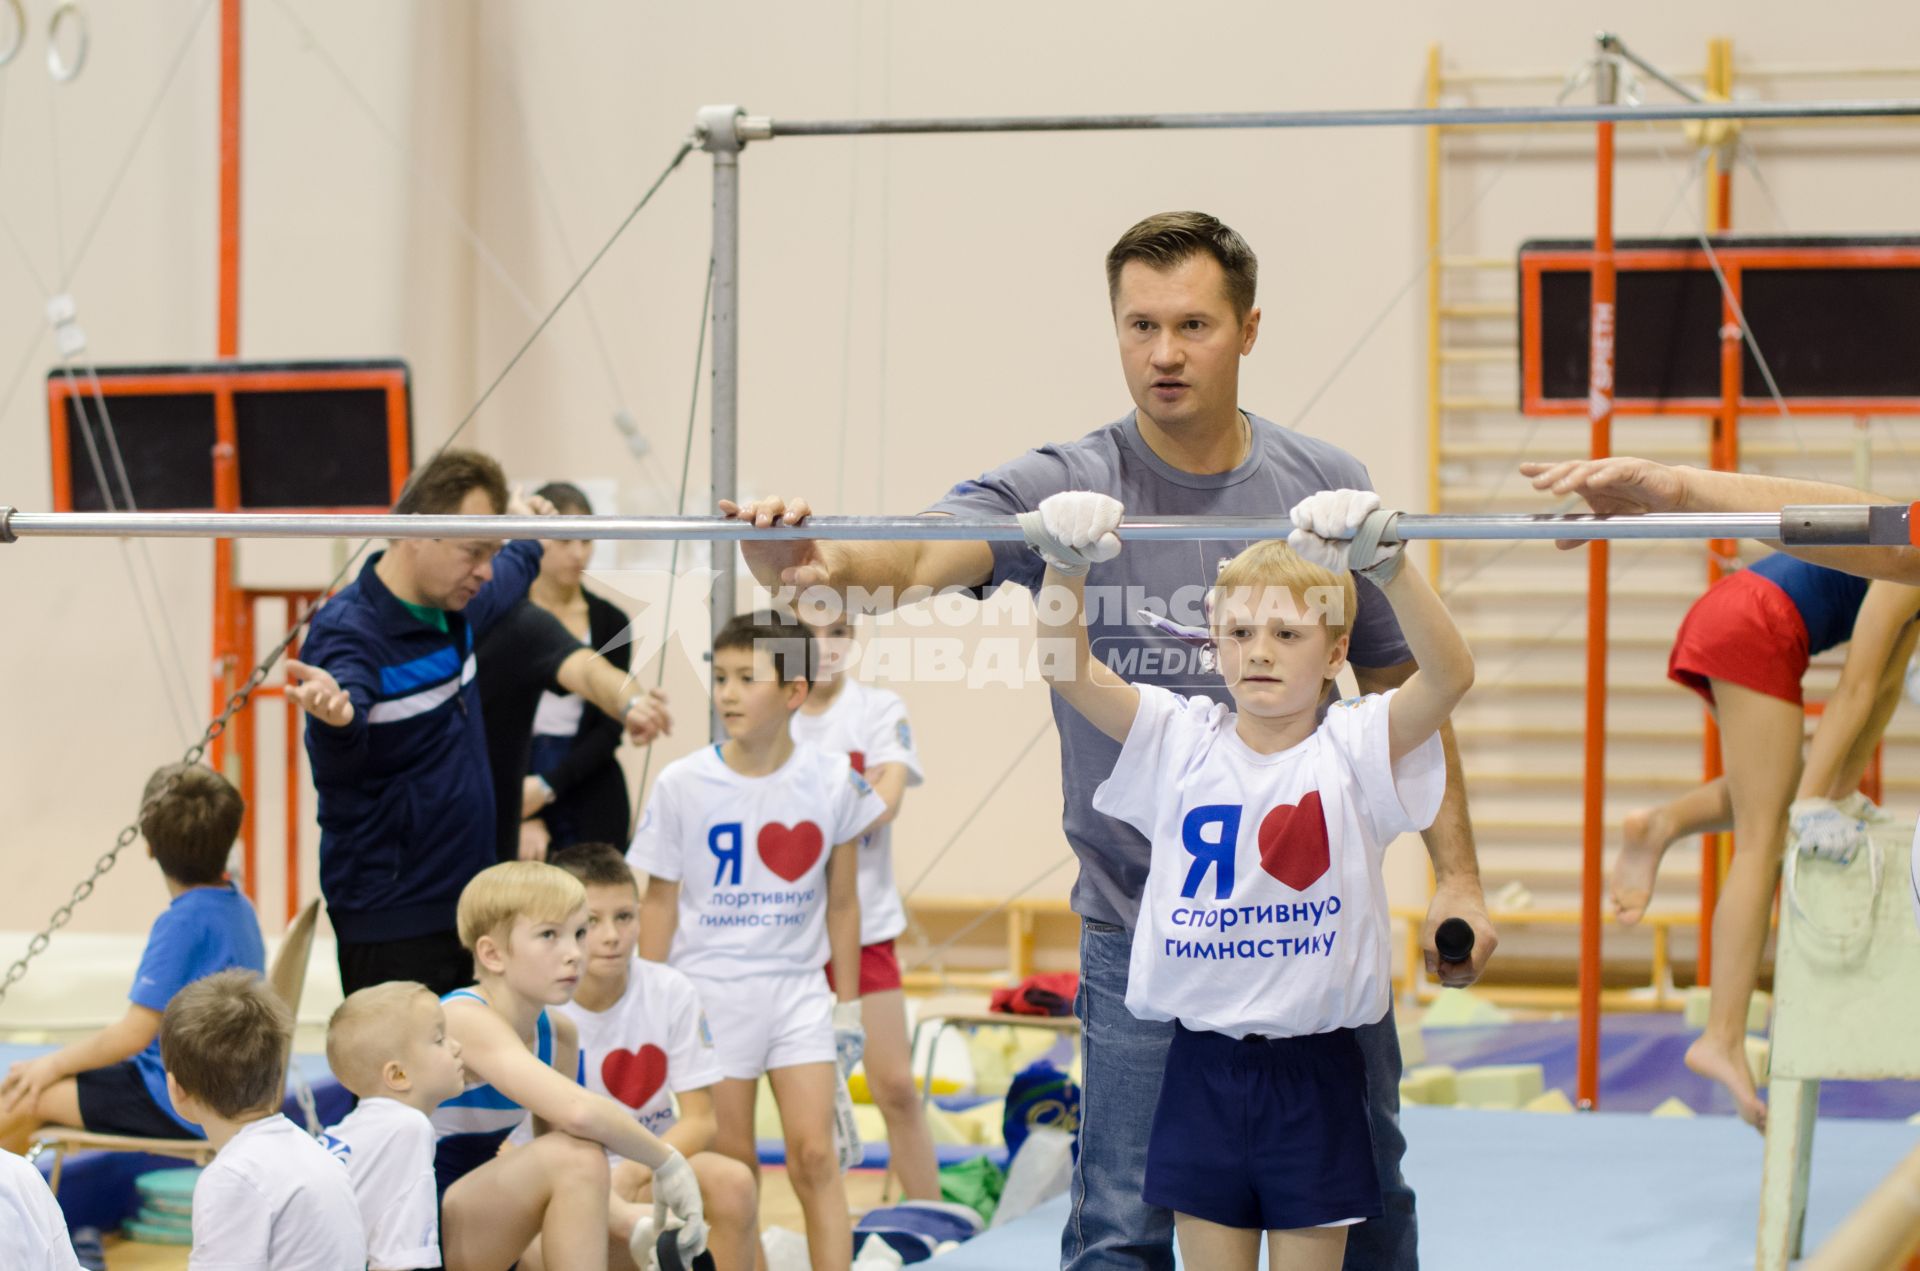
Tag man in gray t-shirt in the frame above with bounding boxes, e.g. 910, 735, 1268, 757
730, 212, 1494, 1271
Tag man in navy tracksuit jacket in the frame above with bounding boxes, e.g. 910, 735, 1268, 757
286, 451, 548, 996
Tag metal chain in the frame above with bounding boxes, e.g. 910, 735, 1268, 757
0, 616, 306, 1006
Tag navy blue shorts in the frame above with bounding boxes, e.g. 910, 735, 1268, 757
75, 1060, 201, 1140
1142, 1023, 1382, 1231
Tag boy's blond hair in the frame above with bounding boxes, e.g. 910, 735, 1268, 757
456, 861, 587, 953
326, 981, 433, 1099
1211, 540, 1357, 642
160, 969, 290, 1119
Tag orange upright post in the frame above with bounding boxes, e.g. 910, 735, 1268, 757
1578, 94, 1618, 1110
1699, 36, 1737, 986
212, 0, 248, 897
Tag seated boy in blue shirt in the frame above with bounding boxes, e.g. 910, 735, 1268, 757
0, 763, 267, 1150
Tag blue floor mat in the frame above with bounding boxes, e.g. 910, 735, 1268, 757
932, 1106, 1920, 1270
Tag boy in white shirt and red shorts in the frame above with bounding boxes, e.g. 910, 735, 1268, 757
789, 613, 940, 1199
1026, 488, 1474, 1271
629, 613, 887, 1271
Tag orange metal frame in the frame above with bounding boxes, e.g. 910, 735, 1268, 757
46, 363, 410, 927
1519, 243, 1920, 419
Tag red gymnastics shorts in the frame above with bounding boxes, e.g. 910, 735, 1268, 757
1667, 569, 1810, 707
824, 938, 904, 996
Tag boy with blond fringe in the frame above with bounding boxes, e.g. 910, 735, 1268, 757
322, 982, 470, 1270
164, 969, 365, 1269
430, 861, 707, 1271
1029, 488, 1473, 1271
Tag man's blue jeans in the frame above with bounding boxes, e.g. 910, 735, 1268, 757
1061, 919, 1417, 1270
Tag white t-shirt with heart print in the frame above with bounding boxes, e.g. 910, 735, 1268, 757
1093, 684, 1445, 1039
789, 678, 925, 946
629, 743, 888, 980
555, 956, 723, 1140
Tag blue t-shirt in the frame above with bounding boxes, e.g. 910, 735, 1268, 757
926, 411, 1413, 929
1746, 553, 1872, 656
129, 883, 267, 1130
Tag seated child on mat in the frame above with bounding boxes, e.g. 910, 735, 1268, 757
628, 612, 885, 1271
1027, 488, 1473, 1271
430, 861, 708, 1271
321, 981, 470, 1271
519, 842, 758, 1271
0, 763, 265, 1153
164, 969, 366, 1269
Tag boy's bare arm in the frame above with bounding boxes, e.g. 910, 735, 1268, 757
0, 1005, 162, 1111
1370, 561, 1475, 762
826, 842, 862, 1005
1035, 566, 1140, 743
638, 876, 678, 963
1799, 582, 1920, 799
863, 763, 910, 828
723, 499, 995, 612
449, 999, 676, 1168
660, 1086, 718, 1159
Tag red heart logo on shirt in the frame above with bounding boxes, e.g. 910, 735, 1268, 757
758, 821, 825, 882
601, 1045, 669, 1109
848, 750, 867, 774
1257, 792, 1330, 891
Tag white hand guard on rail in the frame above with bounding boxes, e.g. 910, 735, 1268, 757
1287, 489, 1405, 583
1018, 492, 1123, 576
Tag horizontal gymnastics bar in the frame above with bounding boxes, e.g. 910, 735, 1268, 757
748, 99, 1920, 141
3, 506, 1915, 546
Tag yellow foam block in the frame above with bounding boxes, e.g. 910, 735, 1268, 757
1650, 1096, 1696, 1119
1396, 1014, 1425, 1067
1523, 1088, 1575, 1114
1682, 987, 1770, 1033
846, 1072, 963, 1105
951, 1099, 1006, 1147
1398, 1065, 1457, 1106
852, 1104, 889, 1144
1419, 988, 1510, 1029
965, 1025, 1065, 1097
1745, 1036, 1770, 1085
1453, 1064, 1544, 1109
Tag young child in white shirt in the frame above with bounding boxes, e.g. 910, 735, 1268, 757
545, 842, 759, 1270
789, 613, 940, 1200
161, 969, 367, 1271
1027, 489, 1474, 1271
0, 1147, 82, 1271
321, 981, 470, 1270
628, 612, 886, 1271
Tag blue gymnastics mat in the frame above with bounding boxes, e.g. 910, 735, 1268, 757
929, 1105, 1919, 1270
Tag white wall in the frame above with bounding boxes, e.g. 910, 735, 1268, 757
4, 1, 1918, 952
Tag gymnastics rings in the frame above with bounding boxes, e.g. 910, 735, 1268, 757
47, 1, 87, 84
0, 0, 23, 70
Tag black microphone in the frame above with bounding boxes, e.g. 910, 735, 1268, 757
1435, 917, 1475, 965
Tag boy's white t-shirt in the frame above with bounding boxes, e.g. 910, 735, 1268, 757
628, 743, 888, 979
321, 1098, 441, 1270
0, 1148, 81, 1271
1094, 685, 1445, 1039
190, 1113, 368, 1271
789, 679, 925, 945
553, 956, 725, 1137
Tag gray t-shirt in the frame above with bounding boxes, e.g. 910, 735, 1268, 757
926, 411, 1413, 929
